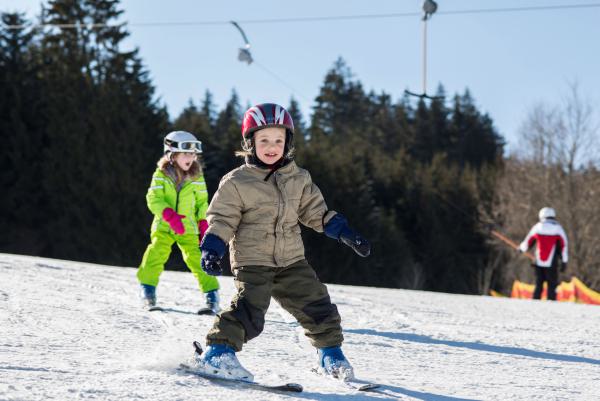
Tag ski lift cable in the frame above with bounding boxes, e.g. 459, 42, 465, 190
230, 21, 309, 102
438, 3, 600, 16
4, 2, 600, 30
252, 60, 310, 102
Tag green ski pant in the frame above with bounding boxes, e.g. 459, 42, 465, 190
137, 230, 219, 293
206, 259, 343, 351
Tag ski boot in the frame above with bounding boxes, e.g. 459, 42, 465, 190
206, 290, 220, 313
140, 284, 157, 308
198, 290, 220, 315
193, 342, 254, 381
317, 346, 354, 380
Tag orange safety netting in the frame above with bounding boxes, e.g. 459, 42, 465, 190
491, 277, 600, 305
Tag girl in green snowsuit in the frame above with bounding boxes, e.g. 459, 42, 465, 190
137, 131, 219, 312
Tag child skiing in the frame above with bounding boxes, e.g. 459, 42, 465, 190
137, 131, 220, 313
190, 103, 370, 381
519, 207, 569, 301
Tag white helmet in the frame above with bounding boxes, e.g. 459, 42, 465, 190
538, 207, 556, 221
163, 131, 202, 154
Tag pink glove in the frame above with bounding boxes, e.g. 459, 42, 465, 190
162, 208, 186, 235
198, 219, 209, 243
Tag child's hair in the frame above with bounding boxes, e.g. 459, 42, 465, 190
158, 153, 203, 185
235, 130, 295, 161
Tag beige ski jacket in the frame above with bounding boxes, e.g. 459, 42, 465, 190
205, 161, 336, 268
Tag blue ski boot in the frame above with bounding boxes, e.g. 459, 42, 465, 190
198, 290, 220, 315
317, 346, 354, 380
205, 290, 220, 313
140, 284, 156, 308
194, 343, 254, 381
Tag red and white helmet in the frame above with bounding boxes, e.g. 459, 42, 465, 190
241, 103, 294, 139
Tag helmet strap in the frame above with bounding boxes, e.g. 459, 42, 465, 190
262, 157, 286, 181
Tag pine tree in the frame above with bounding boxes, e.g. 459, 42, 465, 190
9, 0, 170, 264
287, 97, 306, 155
210, 90, 243, 185
0, 13, 46, 254
448, 90, 504, 168
174, 92, 217, 190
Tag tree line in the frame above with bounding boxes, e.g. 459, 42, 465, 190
9, 0, 596, 296
491, 85, 600, 293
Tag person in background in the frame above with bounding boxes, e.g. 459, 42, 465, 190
136, 131, 220, 314
519, 207, 568, 301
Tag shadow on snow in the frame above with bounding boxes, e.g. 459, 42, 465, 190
346, 328, 600, 365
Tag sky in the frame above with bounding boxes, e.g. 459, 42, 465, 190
3, 0, 600, 149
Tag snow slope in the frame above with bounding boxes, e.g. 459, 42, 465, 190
1, 253, 599, 401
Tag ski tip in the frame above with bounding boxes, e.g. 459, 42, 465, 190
357, 383, 380, 391
285, 383, 303, 392
192, 340, 203, 355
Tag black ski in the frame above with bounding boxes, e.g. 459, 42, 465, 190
179, 364, 302, 393
342, 379, 381, 392
196, 307, 216, 315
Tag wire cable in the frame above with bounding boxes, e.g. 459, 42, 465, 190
438, 3, 600, 16
3, 2, 600, 30
253, 60, 310, 102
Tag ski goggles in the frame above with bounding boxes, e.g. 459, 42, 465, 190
166, 140, 203, 153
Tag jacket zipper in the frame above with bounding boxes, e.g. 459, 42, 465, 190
175, 180, 197, 234
174, 177, 185, 213
274, 173, 285, 263
171, 175, 181, 230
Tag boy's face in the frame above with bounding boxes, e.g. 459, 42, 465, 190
254, 127, 286, 165
173, 152, 196, 171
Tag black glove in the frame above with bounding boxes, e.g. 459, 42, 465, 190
200, 233, 226, 276
560, 263, 567, 273
324, 214, 371, 257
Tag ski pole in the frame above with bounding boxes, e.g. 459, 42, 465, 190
490, 229, 535, 262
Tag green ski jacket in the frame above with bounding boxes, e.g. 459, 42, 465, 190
146, 168, 209, 235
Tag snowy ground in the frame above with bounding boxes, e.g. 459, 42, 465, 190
1, 253, 599, 401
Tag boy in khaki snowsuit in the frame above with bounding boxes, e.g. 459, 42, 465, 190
191, 103, 370, 381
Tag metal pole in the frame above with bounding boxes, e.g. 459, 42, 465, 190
422, 18, 428, 95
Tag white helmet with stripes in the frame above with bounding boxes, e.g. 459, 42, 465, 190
163, 131, 202, 154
